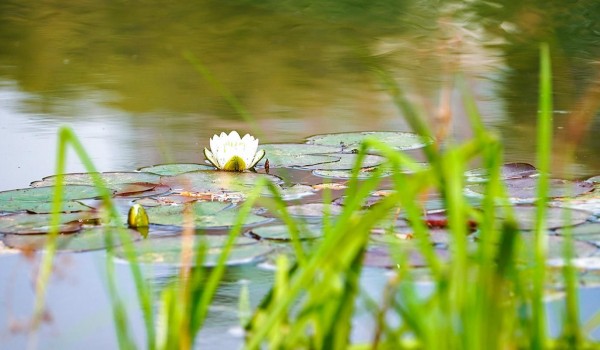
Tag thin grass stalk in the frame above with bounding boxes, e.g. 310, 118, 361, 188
531, 43, 553, 349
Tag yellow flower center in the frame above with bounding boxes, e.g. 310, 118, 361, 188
223, 155, 247, 172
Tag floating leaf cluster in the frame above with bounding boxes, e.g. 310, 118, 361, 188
0, 131, 599, 280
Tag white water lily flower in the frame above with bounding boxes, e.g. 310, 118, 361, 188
204, 131, 266, 172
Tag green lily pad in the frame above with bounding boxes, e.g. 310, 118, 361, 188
299, 154, 386, 170
465, 163, 538, 183
518, 234, 599, 262
363, 244, 450, 268
117, 235, 273, 267
256, 143, 341, 168
32, 172, 161, 188
134, 195, 198, 207
0, 201, 92, 214
160, 170, 283, 196
496, 206, 592, 231
285, 203, 344, 218
246, 224, 323, 241
145, 202, 272, 229
467, 178, 594, 201
2, 226, 142, 252
312, 168, 392, 180
263, 184, 316, 201
0, 212, 100, 235
550, 184, 600, 215
31, 172, 165, 197
306, 131, 432, 151
138, 163, 215, 176
0, 185, 104, 202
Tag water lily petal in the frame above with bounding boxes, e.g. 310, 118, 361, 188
204, 148, 219, 168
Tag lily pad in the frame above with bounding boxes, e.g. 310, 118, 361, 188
550, 185, 600, 215
246, 224, 323, 241
263, 184, 316, 201
0, 185, 104, 202
465, 163, 538, 183
2, 227, 142, 252
363, 244, 450, 268
519, 234, 599, 262
496, 206, 592, 231
138, 163, 215, 176
306, 131, 432, 151
32, 172, 161, 188
145, 202, 272, 229
31, 172, 165, 197
117, 235, 272, 267
285, 203, 344, 218
467, 177, 594, 201
113, 183, 171, 198
160, 170, 283, 196
0, 212, 100, 235
0, 201, 92, 214
587, 176, 600, 184
256, 144, 341, 168
134, 195, 198, 207
299, 154, 386, 170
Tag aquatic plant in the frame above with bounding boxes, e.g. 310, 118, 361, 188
203, 131, 266, 172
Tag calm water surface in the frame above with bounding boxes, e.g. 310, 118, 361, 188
1, 0, 599, 348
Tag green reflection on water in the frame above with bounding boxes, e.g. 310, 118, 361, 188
0, 0, 598, 173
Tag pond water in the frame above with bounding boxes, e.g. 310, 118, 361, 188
1, 0, 600, 348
